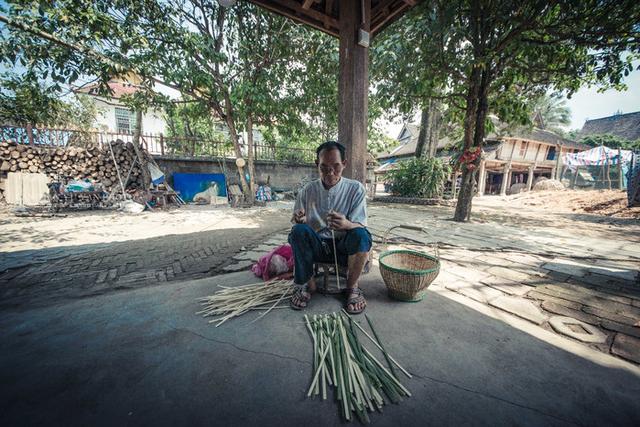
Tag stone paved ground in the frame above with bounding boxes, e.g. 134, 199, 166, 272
0, 205, 291, 309
361, 197, 640, 365
1, 193, 639, 364
220, 195, 640, 365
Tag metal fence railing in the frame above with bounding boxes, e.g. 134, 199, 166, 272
0, 124, 315, 164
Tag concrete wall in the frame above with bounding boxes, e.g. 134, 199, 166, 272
153, 155, 317, 191
93, 99, 166, 134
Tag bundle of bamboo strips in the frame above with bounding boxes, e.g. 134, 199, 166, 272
197, 279, 294, 326
305, 311, 412, 424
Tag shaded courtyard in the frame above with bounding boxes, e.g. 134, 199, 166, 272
1, 192, 640, 425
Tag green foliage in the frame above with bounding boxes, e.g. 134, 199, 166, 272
579, 134, 640, 150
367, 128, 397, 156
165, 101, 228, 141
531, 92, 571, 132
0, 1, 337, 155
0, 71, 97, 128
373, 0, 640, 221
387, 157, 451, 199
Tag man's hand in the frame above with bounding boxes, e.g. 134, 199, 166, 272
292, 208, 306, 224
327, 211, 357, 231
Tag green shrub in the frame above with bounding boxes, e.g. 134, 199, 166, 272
387, 157, 451, 198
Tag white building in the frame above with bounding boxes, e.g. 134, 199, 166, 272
75, 77, 166, 135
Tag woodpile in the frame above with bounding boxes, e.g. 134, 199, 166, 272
0, 140, 147, 201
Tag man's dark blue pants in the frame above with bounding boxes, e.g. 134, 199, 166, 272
288, 224, 372, 285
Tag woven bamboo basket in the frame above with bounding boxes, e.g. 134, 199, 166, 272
379, 225, 440, 302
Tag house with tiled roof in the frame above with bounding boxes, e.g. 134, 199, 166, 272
74, 75, 167, 135
579, 111, 640, 141
377, 122, 590, 196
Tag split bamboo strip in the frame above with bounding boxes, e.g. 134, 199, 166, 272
197, 279, 294, 326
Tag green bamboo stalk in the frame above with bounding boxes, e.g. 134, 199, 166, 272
341, 310, 412, 379
362, 347, 412, 397
306, 323, 337, 397
365, 314, 397, 379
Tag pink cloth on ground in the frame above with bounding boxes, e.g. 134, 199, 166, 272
251, 244, 295, 281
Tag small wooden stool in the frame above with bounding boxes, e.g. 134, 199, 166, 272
313, 255, 371, 294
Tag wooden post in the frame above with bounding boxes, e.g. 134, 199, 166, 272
26, 123, 34, 145
600, 145, 606, 189
571, 166, 580, 189
500, 162, 511, 196
160, 133, 165, 155
554, 144, 562, 180
477, 159, 486, 196
338, 0, 369, 184
606, 149, 612, 190
526, 164, 535, 192
618, 147, 624, 189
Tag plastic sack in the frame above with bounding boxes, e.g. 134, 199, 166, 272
251, 244, 294, 281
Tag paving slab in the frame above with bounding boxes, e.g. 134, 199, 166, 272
457, 284, 504, 304
232, 251, 264, 261
583, 306, 639, 327
222, 259, 254, 272
486, 266, 536, 283
480, 275, 535, 296
549, 316, 608, 344
2, 269, 639, 426
601, 320, 640, 339
489, 295, 547, 325
540, 301, 600, 326
612, 334, 640, 364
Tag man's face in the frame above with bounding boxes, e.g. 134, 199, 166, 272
316, 148, 346, 189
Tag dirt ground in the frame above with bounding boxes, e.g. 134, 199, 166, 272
0, 202, 293, 253
506, 189, 640, 219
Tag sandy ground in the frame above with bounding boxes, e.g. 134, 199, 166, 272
501, 189, 640, 219
0, 201, 294, 253
1, 189, 637, 254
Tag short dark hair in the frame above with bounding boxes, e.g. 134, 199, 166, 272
316, 141, 346, 162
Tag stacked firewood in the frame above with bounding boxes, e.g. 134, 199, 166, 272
0, 140, 146, 201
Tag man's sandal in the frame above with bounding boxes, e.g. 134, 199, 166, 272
290, 284, 311, 310
345, 288, 366, 315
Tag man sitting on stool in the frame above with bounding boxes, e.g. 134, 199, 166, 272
288, 141, 372, 314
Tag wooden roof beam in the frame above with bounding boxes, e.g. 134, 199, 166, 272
250, 0, 339, 37
324, 0, 335, 29
371, 0, 411, 35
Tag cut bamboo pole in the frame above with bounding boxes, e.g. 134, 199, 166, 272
306, 313, 412, 423
342, 310, 412, 378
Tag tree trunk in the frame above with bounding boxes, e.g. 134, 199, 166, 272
220, 109, 252, 202
415, 107, 430, 158
131, 109, 151, 191
427, 101, 441, 158
415, 100, 441, 159
453, 66, 482, 222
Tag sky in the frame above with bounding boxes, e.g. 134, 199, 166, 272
563, 65, 640, 130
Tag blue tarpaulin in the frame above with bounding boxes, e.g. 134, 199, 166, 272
172, 173, 227, 202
